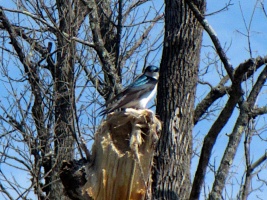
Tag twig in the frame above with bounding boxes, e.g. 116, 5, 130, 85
186, 0, 234, 81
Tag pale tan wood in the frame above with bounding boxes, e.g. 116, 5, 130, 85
82, 109, 161, 200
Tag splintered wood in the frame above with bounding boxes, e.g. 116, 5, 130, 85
83, 109, 161, 200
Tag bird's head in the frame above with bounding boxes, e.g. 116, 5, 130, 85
143, 65, 159, 80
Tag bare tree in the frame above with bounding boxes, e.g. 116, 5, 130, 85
187, 0, 267, 199
1, 0, 267, 200
0, 0, 163, 199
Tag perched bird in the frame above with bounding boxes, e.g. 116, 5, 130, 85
100, 65, 159, 115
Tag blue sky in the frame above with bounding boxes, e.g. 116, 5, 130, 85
193, 0, 267, 199
0, 0, 267, 199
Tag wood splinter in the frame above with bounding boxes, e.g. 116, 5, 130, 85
60, 108, 161, 200
83, 108, 161, 200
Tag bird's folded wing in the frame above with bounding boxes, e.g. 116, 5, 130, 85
100, 80, 157, 115
104, 75, 157, 105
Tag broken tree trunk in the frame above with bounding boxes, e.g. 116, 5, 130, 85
60, 109, 161, 200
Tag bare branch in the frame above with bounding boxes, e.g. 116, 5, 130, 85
261, 1, 267, 19
238, 1, 259, 58
241, 120, 253, 200
0, 181, 14, 200
194, 84, 230, 125
0, 8, 31, 68
186, 0, 234, 81
81, 0, 120, 98
251, 107, 267, 116
250, 152, 267, 172
76, 55, 105, 97
123, 0, 150, 22
205, 0, 233, 16
115, 0, 123, 71
191, 55, 264, 199
1, 7, 57, 32
194, 56, 267, 125
121, 14, 163, 63
209, 65, 267, 199
190, 86, 241, 200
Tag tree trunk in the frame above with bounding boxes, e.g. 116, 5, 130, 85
60, 109, 161, 200
48, 1, 80, 198
152, 0, 205, 199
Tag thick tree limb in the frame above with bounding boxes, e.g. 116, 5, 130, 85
194, 84, 230, 125
190, 87, 241, 200
209, 65, 267, 199
250, 152, 267, 172
192, 53, 267, 199
251, 106, 267, 116
0, 8, 31, 68
194, 56, 267, 124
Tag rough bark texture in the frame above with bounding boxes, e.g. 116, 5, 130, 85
61, 109, 161, 200
152, 0, 205, 199
46, 1, 80, 198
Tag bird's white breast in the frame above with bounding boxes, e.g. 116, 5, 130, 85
139, 84, 158, 108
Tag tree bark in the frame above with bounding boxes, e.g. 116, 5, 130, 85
153, 0, 205, 199
50, 1, 85, 198
61, 109, 161, 200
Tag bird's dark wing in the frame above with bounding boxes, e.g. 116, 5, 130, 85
100, 76, 157, 115
102, 74, 152, 106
